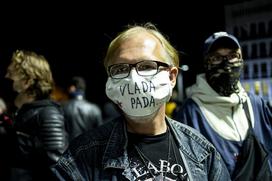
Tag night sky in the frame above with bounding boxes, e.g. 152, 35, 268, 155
0, 1, 241, 108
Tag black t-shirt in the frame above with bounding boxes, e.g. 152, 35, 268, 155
127, 129, 188, 180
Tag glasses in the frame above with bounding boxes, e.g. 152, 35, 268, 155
208, 52, 241, 65
108, 60, 170, 79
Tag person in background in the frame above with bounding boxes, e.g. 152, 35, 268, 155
52, 23, 230, 181
0, 98, 7, 114
5, 50, 68, 181
175, 32, 272, 180
63, 76, 103, 142
0, 98, 13, 181
0, 98, 12, 133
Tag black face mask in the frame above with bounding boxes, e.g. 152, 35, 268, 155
205, 60, 243, 96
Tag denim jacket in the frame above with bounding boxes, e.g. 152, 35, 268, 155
52, 116, 230, 181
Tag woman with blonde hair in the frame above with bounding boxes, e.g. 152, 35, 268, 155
5, 50, 68, 181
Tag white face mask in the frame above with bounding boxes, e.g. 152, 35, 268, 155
105, 69, 173, 120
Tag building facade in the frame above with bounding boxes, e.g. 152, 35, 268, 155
225, 0, 272, 105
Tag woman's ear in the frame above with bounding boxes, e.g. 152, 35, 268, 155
169, 67, 179, 88
23, 78, 34, 90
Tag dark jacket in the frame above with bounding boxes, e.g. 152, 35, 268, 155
52, 116, 231, 181
0, 113, 13, 180
63, 96, 102, 142
11, 99, 68, 181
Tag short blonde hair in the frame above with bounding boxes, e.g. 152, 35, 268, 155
11, 50, 54, 99
104, 23, 179, 68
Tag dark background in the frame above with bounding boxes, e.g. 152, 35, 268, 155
0, 1, 244, 109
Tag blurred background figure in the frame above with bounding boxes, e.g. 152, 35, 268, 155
0, 98, 13, 181
63, 76, 103, 142
5, 50, 68, 181
0, 98, 7, 114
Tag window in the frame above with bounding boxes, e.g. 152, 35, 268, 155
269, 41, 272, 57
242, 45, 248, 59
250, 23, 257, 39
268, 20, 272, 36
233, 26, 240, 39
251, 44, 258, 59
243, 64, 249, 79
253, 64, 259, 78
261, 63, 267, 78
262, 81, 269, 97
254, 81, 261, 95
240, 26, 248, 40
258, 22, 266, 38
243, 82, 251, 92
271, 62, 272, 77
260, 42, 267, 58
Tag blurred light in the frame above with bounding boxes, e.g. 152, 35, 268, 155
180, 65, 189, 71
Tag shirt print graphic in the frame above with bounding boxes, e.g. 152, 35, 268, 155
129, 155, 188, 180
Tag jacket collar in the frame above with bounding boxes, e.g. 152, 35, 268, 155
169, 117, 214, 163
102, 116, 213, 169
17, 99, 59, 115
69, 91, 85, 100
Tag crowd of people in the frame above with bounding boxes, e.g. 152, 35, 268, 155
0, 23, 271, 181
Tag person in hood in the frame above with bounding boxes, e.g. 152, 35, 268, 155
175, 32, 272, 180
52, 23, 230, 181
5, 50, 68, 181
